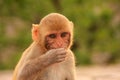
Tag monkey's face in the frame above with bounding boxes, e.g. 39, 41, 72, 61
38, 13, 73, 50
45, 31, 70, 50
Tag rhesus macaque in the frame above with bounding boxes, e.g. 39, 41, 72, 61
13, 13, 76, 80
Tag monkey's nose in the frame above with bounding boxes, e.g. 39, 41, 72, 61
56, 36, 63, 47
56, 42, 63, 47
57, 43, 62, 47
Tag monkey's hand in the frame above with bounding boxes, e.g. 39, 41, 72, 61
43, 48, 67, 65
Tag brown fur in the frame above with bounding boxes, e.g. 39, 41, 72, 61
12, 13, 76, 80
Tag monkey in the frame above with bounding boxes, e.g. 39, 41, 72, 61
12, 13, 76, 80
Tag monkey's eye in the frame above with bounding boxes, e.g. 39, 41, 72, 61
61, 32, 68, 38
48, 34, 56, 38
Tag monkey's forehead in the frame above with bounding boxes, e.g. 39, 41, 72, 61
39, 25, 73, 37
39, 19, 72, 32
40, 25, 72, 33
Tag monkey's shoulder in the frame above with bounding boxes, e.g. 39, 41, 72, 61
67, 49, 74, 58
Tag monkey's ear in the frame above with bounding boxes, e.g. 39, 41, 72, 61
70, 21, 74, 29
32, 24, 40, 42
70, 21, 74, 26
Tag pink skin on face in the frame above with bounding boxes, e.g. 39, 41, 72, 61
45, 31, 70, 50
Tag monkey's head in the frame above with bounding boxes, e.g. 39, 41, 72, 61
32, 13, 73, 50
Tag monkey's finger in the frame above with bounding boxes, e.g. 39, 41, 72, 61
57, 58, 66, 62
58, 49, 67, 53
55, 48, 65, 51
58, 55, 66, 58
50, 48, 65, 53
57, 55, 66, 60
58, 52, 67, 56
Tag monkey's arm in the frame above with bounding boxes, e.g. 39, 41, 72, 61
17, 48, 66, 80
17, 55, 50, 80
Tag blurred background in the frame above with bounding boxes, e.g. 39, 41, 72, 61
0, 0, 120, 70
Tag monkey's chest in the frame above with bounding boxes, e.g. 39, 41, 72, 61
38, 63, 67, 80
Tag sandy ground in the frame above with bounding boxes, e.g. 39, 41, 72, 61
0, 65, 120, 80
